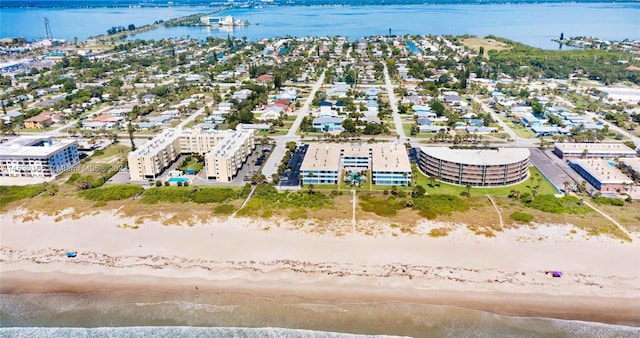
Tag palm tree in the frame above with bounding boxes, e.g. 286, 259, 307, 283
465, 184, 471, 196
307, 184, 315, 195
563, 181, 571, 194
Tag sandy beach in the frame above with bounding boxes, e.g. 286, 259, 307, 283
1, 209, 639, 327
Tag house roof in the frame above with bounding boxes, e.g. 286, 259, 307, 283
24, 114, 52, 122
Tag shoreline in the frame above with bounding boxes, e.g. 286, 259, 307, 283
2, 270, 640, 327
1, 210, 639, 330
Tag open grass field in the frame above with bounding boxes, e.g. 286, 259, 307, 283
461, 37, 508, 54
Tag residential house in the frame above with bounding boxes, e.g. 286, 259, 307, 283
313, 116, 344, 132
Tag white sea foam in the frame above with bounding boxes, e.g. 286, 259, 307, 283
134, 301, 239, 313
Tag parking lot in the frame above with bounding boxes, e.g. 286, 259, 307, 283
529, 148, 583, 192
278, 143, 308, 188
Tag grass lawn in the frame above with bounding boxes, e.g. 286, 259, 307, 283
502, 118, 536, 138
415, 165, 557, 197
460, 37, 508, 54
179, 158, 204, 172
93, 144, 129, 160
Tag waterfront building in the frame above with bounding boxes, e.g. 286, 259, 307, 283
617, 157, 640, 183
205, 129, 256, 182
300, 143, 411, 186
0, 138, 79, 178
127, 126, 255, 182
553, 142, 636, 160
418, 147, 530, 187
569, 159, 634, 193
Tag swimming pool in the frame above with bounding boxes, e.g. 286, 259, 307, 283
607, 161, 615, 167
168, 177, 189, 183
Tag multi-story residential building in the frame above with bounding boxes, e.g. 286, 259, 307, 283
418, 147, 530, 187
569, 159, 634, 193
0, 138, 79, 178
553, 142, 636, 160
300, 143, 411, 186
127, 126, 255, 182
205, 130, 255, 182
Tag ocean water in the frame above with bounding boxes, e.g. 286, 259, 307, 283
1, 291, 639, 337
1, 3, 639, 48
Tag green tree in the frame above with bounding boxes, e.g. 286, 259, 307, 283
342, 118, 357, 133
431, 100, 446, 116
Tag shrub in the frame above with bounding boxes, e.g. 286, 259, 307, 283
140, 187, 239, 204
213, 204, 235, 215
412, 194, 469, 219
155, 180, 162, 187
360, 196, 405, 217
510, 211, 534, 223
524, 195, 590, 214
80, 185, 144, 201
592, 197, 624, 206
140, 187, 192, 204
66, 173, 81, 185
0, 185, 45, 208
191, 188, 237, 204
237, 184, 332, 216
429, 227, 452, 237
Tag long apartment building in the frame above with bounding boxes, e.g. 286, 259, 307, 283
418, 147, 530, 187
0, 138, 79, 178
300, 143, 411, 186
569, 159, 634, 193
553, 142, 636, 160
128, 126, 255, 182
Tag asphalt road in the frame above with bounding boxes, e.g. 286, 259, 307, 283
384, 63, 406, 140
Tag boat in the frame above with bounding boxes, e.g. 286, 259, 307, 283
66, 251, 77, 258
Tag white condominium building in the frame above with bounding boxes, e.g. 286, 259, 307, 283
205, 130, 255, 182
300, 143, 412, 186
128, 129, 181, 180
127, 126, 255, 182
0, 138, 79, 178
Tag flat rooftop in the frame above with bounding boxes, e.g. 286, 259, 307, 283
0, 138, 76, 158
554, 142, 636, 155
300, 143, 411, 173
371, 144, 411, 173
571, 159, 634, 184
620, 157, 640, 173
130, 128, 179, 157
420, 147, 530, 166
300, 143, 342, 172
207, 129, 253, 159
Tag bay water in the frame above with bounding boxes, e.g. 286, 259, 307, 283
1, 3, 639, 49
